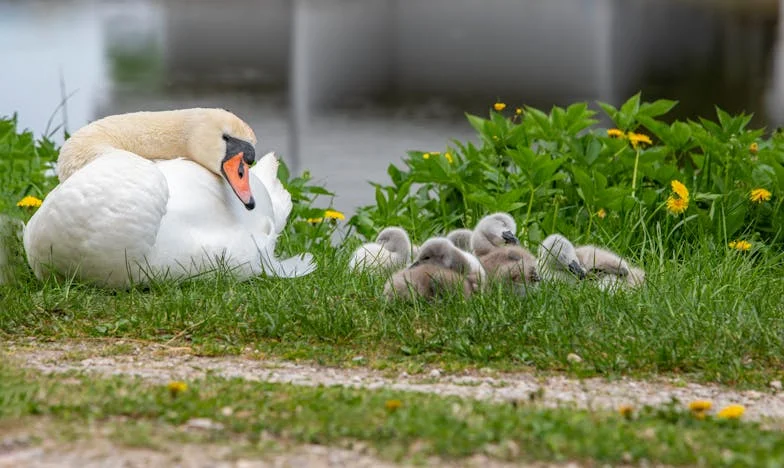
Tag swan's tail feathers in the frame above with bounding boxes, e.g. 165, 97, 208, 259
251, 152, 293, 233
260, 252, 317, 278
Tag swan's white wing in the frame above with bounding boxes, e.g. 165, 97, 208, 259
23, 152, 168, 287
259, 251, 316, 278
250, 152, 292, 234
150, 159, 315, 280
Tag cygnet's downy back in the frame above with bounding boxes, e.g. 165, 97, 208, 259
383, 264, 476, 300
480, 246, 540, 285
446, 228, 473, 252
575, 245, 645, 290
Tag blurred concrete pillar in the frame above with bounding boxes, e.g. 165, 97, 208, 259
765, 0, 784, 126
289, 0, 393, 170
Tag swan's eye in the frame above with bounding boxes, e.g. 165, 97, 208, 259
222, 134, 230, 142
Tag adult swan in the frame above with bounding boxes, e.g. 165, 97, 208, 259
24, 108, 316, 287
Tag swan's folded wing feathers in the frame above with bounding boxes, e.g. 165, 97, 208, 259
24, 153, 169, 287
251, 152, 293, 234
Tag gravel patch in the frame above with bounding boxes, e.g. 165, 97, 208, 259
0, 418, 560, 468
5, 339, 783, 422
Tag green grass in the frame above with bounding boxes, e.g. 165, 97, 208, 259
1, 362, 782, 466
1, 231, 783, 388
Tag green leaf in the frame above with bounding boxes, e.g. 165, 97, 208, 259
639, 99, 678, 119
466, 114, 487, 135
670, 122, 692, 149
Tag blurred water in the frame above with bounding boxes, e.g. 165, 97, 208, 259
0, 0, 781, 215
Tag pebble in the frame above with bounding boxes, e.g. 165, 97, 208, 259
770, 380, 782, 391
566, 353, 583, 364
428, 369, 442, 379
185, 418, 224, 431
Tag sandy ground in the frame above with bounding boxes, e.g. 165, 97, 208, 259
5, 339, 783, 422
1, 338, 780, 467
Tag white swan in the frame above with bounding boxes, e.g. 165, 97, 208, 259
23, 108, 315, 288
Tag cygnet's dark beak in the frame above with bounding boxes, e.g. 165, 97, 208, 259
530, 270, 541, 283
568, 260, 586, 280
501, 230, 519, 245
408, 260, 421, 269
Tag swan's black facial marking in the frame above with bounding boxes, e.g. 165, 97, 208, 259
221, 134, 256, 210
222, 134, 256, 165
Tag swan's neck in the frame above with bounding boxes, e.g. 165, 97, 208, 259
57, 110, 195, 181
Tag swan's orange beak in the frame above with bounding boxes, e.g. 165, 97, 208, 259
221, 152, 255, 210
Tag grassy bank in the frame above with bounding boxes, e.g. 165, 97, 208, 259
1, 235, 782, 387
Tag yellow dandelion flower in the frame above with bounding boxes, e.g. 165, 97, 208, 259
666, 196, 688, 215
324, 209, 345, 221
750, 142, 759, 154
717, 404, 745, 419
167, 381, 188, 397
515, 107, 523, 115
607, 128, 625, 139
493, 102, 506, 112
688, 400, 713, 412
728, 240, 751, 251
618, 404, 634, 418
16, 196, 43, 208
749, 188, 772, 204
627, 132, 653, 148
306, 217, 323, 224
423, 152, 430, 160
444, 152, 454, 164
385, 399, 403, 412
670, 180, 689, 202
596, 208, 607, 219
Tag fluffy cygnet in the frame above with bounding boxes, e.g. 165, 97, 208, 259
446, 228, 473, 252
348, 227, 411, 273
537, 234, 587, 282
470, 213, 519, 257
575, 245, 645, 290
384, 237, 479, 300
413, 237, 485, 279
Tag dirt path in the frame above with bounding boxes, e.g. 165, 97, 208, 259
5, 339, 783, 422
